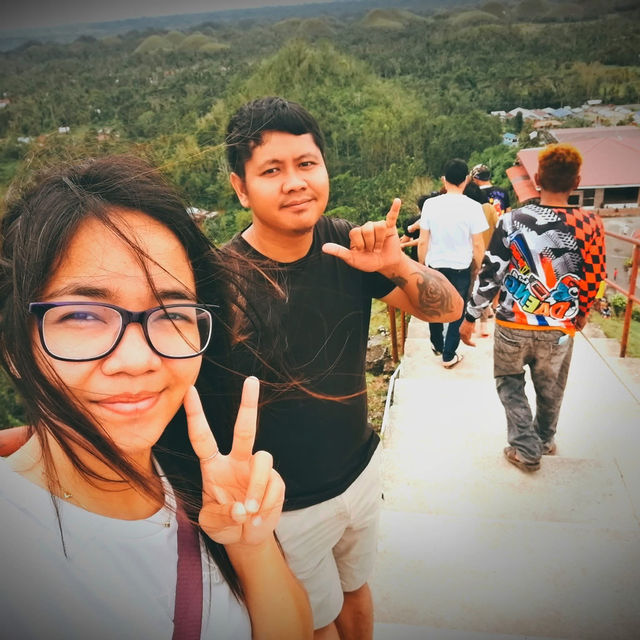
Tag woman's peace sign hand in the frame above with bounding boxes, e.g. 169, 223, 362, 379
184, 377, 285, 546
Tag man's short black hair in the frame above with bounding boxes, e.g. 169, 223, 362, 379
443, 158, 469, 186
225, 96, 326, 179
417, 191, 440, 211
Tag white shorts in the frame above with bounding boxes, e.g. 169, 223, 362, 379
275, 446, 383, 629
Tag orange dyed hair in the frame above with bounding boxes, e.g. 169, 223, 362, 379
537, 143, 582, 193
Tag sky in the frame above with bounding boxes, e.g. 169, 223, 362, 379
0, 0, 332, 31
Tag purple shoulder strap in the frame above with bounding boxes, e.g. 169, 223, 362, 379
172, 507, 203, 640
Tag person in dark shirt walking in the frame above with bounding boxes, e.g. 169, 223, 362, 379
471, 163, 511, 216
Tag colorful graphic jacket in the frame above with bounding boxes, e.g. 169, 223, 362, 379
465, 203, 607, 335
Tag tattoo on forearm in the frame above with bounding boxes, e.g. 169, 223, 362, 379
389, 267, 458, 319
415, 269, 456, 318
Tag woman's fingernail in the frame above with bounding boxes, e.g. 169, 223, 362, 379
232, 502, 246, 520
252, 515, 263, 527
245, 499, 259, 513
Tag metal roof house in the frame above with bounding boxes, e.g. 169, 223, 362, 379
506, 126, 640, 214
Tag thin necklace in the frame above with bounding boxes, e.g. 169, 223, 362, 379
60, 489, 173, 528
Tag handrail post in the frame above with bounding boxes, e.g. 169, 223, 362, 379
387, 305, 399, 363
620, 244, 639, 358
400, 311, 407, 356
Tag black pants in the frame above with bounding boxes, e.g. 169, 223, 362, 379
428, 266, 470, 363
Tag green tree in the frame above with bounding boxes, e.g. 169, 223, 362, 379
513, 111, 524, 133
423, 111, 502, 175
0, 371, 24, 427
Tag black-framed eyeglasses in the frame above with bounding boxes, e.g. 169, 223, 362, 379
29, 302, 216, 362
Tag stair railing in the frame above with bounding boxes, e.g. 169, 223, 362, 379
386, 306, 408, 363
603, 229, 640, 358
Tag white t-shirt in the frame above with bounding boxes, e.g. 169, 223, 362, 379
0, 458, 251, 640
419, 192, 488, 269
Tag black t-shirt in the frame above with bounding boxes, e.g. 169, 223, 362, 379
403, 214, 420, 261
202, 216, 395, 510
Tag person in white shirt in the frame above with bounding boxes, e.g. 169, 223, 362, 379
0, 155, 312, 640
417, 158, 488, 368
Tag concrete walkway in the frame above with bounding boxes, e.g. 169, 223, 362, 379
371, 316, 640, 640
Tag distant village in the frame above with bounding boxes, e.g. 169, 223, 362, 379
496, 104, 640, 217
493, 100, 640, 147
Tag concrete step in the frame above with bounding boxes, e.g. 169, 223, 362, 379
371, 509, 640, 640
381, 448, 637, 530
390, 376, 501, 409
374, 622, 564, 639
371, 316, 640, 640
391, 327, 640, 514
384, 373, 635, 461
382, 368, 637, 531
400, 334, 494, 379
406, 318, 432, 340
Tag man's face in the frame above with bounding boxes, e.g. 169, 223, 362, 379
230, 131, 329, 239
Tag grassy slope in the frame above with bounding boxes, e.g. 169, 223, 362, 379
588, 313, 640, 357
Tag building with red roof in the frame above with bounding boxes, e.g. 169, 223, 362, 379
506, 126, 640, 214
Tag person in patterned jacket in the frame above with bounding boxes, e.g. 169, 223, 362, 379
460, 144, 607, 472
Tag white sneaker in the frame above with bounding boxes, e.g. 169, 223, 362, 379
442, 353, 463, 369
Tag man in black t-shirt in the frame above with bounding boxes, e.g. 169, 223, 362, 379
471, 163, 511, 216
211, 97, 461, 640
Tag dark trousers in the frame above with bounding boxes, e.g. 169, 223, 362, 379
428, 266, 470, 363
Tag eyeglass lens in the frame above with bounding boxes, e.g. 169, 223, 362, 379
41, 304, 211, 360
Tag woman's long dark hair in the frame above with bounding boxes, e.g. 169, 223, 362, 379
0, 154, 243, 598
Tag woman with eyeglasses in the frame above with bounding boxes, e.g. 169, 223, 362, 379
0, 155, 312, 639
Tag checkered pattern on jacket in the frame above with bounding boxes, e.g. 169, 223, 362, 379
561, 207, 607, 313
467, 204, 607, 331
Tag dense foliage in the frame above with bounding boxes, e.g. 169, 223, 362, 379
1, 0, 639, 424
1, 1, 639, 223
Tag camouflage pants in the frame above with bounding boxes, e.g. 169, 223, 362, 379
493, 324, 574, 463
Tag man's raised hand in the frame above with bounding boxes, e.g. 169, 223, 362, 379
322, 198, 404, 273
185, 377, 284, 546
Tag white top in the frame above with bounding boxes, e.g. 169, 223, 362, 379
0, 458, 251, 640
419, 193, 488, 269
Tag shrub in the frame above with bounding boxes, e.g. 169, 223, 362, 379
610, 293, 627, 317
